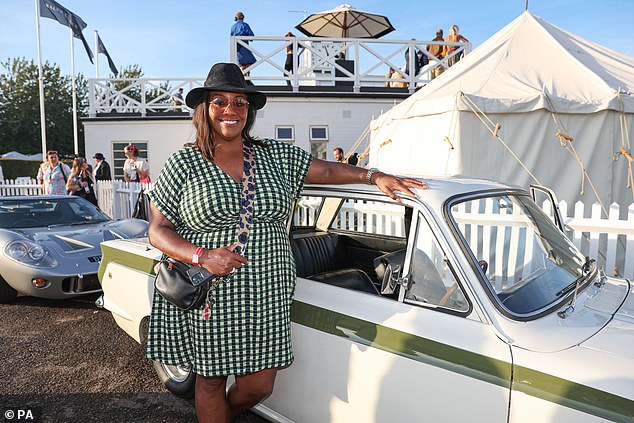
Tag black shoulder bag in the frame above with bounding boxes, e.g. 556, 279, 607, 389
154, 142, 256, 313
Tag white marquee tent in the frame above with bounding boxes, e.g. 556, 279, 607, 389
369, 12, 634, 212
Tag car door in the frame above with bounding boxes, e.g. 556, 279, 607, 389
262, 194, 512, 422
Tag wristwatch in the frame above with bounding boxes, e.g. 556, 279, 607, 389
365, 169, 376, 185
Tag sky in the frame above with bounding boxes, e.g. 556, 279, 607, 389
0, 0, 633, 79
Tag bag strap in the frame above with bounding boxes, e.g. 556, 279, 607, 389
233, 140, 255, 256
203, 140, 256, 320
58, 163, 67, 180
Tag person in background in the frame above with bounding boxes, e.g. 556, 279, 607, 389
385, 68, 407, 88
37, 150, 71, 195
66, 157, 98, 207
93, 153, 112, 181
284, 31, 297, 86
145, 62, 428, 423
123, 145, 150, 183
172, 88, 184, 112
347, 152, 359, 166
231, 11, 256, 76
445, 25, 469, 67
333, 147, 345, 162
427, 28, 446, 79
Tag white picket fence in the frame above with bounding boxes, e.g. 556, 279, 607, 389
1, 179, 633, 279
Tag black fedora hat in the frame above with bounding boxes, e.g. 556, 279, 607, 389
185, 63, 267, 110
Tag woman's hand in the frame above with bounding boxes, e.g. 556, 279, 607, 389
201, 244, 248, 276
305, 159, 429, 203
371, 171, 428, 203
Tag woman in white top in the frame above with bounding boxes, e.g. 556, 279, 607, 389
123, 145, 150, 182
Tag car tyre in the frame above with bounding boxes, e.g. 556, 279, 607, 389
0, 275, 18, 303
140, 316, 196, 399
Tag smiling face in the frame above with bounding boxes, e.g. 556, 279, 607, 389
47, 151, 59, 166
208, 91, 249, 143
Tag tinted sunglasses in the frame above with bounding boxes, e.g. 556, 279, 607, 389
209, 96, 250, 112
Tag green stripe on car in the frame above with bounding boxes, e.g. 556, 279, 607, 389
98, 244, 159, 284
291, 301, 634, 422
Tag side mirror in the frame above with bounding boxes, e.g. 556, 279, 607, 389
380, 263, 401, 295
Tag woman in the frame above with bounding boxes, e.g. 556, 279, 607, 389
66, 157, 98, 207
122, 145, 150, 183
445, 24, 469, 67
146, 62, 427, 423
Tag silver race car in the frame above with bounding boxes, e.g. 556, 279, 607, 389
0, 195, 148, 302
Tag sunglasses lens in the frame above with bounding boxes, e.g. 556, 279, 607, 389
211, 98, 229, 108
210, 97, 249, 111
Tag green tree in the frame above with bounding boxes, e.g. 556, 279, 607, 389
112, 64, 171, 108
0, 57, 88, 157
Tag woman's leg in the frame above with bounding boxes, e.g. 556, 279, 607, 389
227, 368, 278, 421
195, 374, 228, 423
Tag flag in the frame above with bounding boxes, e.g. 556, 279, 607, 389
39, 0, 94, 63
97, 34, 118, 76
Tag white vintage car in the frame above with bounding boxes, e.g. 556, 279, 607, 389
97, 177, 634, 423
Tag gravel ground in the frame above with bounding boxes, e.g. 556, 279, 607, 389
0, 294, 267, 423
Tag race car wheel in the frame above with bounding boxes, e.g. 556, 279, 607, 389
0, 275, 18, 303
140, 316, 196, 399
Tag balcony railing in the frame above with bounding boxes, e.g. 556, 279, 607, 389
231, 35, 470, 92
88, 36, 470, 117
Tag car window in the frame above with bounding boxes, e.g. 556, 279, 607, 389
404, 213, 469, 312
449, 194, 585, 316
293, 196, 324, 228
0, 198, 109, 229
330, 198, 407, 237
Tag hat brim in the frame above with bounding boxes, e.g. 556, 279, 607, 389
185, 85, 267, 110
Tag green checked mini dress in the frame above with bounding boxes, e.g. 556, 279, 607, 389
146, 139, 312, 376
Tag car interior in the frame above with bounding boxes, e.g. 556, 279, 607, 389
289, 194, 469, 312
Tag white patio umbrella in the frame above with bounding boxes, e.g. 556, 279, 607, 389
295, 4, 395, 39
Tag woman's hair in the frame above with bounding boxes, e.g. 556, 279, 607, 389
192, 94, 266, 161
450, 25, 459, 35
124, 145, 139, 157
71, 157, 86, 176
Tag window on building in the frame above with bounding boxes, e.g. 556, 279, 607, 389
310, 126, 328, 140
276, 126, 294, 142
112, 141, 148, 180
310, 126, 328, 159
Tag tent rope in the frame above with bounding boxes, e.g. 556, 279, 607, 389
611, 91, 634, 197
460, 92, 542, 185
544, 92, 608, 217
344, 124, 370, 166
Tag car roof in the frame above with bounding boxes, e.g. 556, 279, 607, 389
304, 175, 525, 208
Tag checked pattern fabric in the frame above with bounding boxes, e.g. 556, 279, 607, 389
146, 139, 312, 376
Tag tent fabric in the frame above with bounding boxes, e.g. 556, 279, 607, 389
369, 11, 634, 208
375, 12, 634, 118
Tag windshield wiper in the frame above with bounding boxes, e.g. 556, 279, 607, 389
557, 256, 595, 319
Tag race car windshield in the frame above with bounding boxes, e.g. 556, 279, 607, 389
449, 193, 586, 316
0, 197, 110, 229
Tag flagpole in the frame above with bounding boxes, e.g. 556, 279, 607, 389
35, 0, 48, 160
70, 27, 79, 155
94, 30, 99, 79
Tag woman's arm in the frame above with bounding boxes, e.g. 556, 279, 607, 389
304, 158, 428, 202
148, 202, 247, 276
66, 173, 84, 193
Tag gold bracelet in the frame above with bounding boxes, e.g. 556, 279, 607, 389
365, 169, 376, 185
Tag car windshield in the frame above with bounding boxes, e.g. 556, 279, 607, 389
449, 193, 586, 316
0, 197, 110, 229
